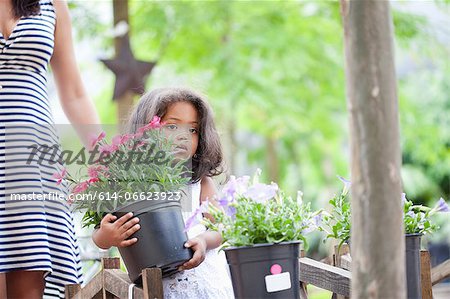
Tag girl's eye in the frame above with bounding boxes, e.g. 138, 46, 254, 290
189, 128, 198, 134
165, 124, 178, 130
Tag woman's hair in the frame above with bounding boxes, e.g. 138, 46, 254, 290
126, 87, 225, 183
12, 0, 40, 18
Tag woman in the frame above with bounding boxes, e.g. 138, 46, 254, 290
0, 0, 100, 298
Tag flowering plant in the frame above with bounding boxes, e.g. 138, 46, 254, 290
318, 177, 351, 247
403, 194, 449, 235
319, 176, 449, 245
193, 170, 320, 249
53, 116, 191, 228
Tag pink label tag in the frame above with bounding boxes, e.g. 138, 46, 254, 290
270, 264, 282, 275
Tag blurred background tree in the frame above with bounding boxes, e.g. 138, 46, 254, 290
63, 0, 449, 251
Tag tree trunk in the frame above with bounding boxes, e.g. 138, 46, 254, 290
113, 0, 129, 54
113, 0, 134, 132
340, 0, 406, 298
266, 136, 279, 183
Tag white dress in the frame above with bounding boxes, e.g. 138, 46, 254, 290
162, 181, 235, 299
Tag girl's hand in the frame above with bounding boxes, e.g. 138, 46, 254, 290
92, 213, 140, 249
178, 236, 207, 271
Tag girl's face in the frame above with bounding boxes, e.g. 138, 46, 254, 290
161, 101, 199, 160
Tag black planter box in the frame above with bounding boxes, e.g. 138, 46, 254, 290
225, 241, 301, 299
406, 233, 422, 299
114, 199, 193, 284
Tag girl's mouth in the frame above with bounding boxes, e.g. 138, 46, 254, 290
175, 145, 188, 152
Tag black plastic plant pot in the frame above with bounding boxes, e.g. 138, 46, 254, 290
113, 199, 193, 285
405, 233, 422, 299
224, 241, 301, 299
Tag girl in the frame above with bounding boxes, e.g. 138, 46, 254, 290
0, 0, 100, 298
92, 87, 235, 298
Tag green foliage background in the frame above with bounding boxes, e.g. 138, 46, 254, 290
68, 0, 449, 212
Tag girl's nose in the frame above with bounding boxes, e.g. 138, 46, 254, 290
176, 130, 189, 141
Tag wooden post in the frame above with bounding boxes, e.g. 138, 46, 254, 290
102, 258, 121, 298
333, 244, 350, 270
65, 284, 81, 299
340, 0, 406, 297
299, 284, 308, 299
420, 251, 433, 299
333, 244, 350, 299
112, 0, 135, 132
299, 249, 308, 299
102, 257, 121, 269
117, 91, 134, 132
142, 268, 164, 299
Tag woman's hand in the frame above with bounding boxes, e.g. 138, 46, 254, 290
178, 236, 207, 271
92, 213, 140, 249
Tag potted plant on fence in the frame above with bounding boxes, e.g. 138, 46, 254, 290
54, 116, 194, 284
318, 176, 351, 251
193, 170, 321, 299
319, 177, 449, 299
402, 193, 449, 299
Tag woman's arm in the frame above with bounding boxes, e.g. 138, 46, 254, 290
50, 1, 101, 150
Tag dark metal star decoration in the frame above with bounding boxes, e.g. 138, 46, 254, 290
101, 37, 155, 100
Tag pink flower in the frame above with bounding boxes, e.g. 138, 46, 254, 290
99, 144, 118, 154
72, 181, 89, 194
67, 196, 74, 205
111, 135, 123, 147
136, 140, 147, 147
89, 131, 106, 148
120, 134, 132, 144
87, 165, 108, 178
111, 134, 132, 147
88, 177, 100, 184
52, 168, 67, 185
137, 116, 162, 135
149, 116, 162, 128
133, 131, 143, 138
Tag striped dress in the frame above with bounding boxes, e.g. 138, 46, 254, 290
0, 1, 84, 298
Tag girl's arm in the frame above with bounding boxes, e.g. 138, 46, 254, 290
179, 176, 223, 270
198, 176, 223, 249
50, 1, 101, 150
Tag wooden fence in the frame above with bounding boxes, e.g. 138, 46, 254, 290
66, 248, 450, 299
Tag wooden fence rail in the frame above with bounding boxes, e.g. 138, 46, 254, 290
66, 254, 450, 299
431, 259, 450, 286
65, 258, 163, 299
299, 257, 351, 297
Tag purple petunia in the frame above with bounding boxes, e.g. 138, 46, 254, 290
432, 197, 449, 213
401, 193, 407, 204
405, 211, 415, 218
219, 196, 230, 207
302, 213, 323, 234
225, 205, 237, 218
222, 175, 251, 200
184, 200, 210, 232
312, 213, 323, 227
338, 175, 351, 195
244, 183, 278, 203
